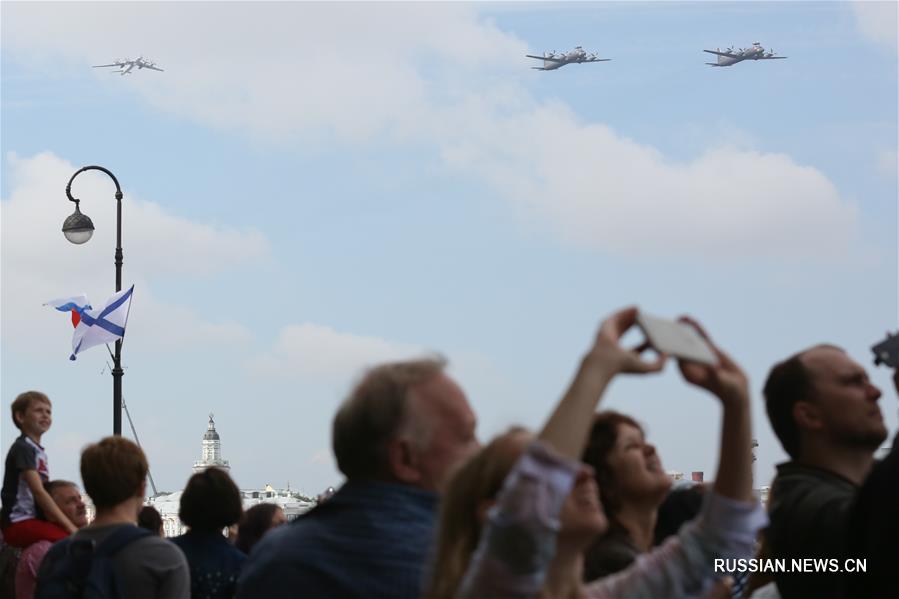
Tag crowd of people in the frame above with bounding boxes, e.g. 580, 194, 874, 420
0, 306, 896, 598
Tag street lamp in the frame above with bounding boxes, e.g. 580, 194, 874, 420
62, 165, 125, 436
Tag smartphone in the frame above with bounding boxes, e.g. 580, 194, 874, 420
636, 312, 717, 365
871, 332, 899, 368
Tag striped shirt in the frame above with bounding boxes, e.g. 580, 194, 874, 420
460, 441, 767, 599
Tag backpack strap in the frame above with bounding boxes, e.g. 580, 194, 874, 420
84, 526, 153, 599
94, 526, 152, 557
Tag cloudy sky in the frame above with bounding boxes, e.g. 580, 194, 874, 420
2, 1, 896, 497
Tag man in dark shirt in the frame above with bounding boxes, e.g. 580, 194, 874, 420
236, 358, 479, 599
762, 345, 888, 599
846, 368, 898, 599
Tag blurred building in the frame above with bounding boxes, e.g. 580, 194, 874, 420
146, 414, 316, 537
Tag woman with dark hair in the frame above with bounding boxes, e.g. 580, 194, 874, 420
581, 411, 673, 580
427, 308, 765, 599
137, 505, 165, 537
172, 467, 246, 599
235, 503, 286, 555
581, 325, 756, 586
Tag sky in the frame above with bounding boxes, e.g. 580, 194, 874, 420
1, 1, 897, 498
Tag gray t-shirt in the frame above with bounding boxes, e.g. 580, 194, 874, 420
37, 523, 190, 599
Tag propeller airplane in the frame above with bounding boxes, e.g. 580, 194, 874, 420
526, 46, 611, 71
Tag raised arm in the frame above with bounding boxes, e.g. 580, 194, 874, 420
588, 319, 765, 598
676, 318, 753, 502
539, 307, 666, 459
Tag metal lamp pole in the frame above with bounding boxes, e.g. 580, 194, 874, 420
61, 166, 124, 436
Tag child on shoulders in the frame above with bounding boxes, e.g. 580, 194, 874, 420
1, 391, 77, 548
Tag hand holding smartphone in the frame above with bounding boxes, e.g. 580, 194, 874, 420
636, 311, 717, 365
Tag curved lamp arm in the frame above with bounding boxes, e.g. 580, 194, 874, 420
66, 165, 123, 204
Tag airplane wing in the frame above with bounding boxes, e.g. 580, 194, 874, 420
585, 58, 612, 62
703, 49, 739, 58
144, 65, 164, 71
92, 64, 119, 68
526, 54, 564, 63
757, 56, 787, 59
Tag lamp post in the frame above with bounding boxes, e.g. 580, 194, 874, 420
62, 165, 124, 436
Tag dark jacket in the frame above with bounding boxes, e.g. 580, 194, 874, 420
171, 530, 246, 599
846, 435, 899, 598
583, 526, 641, 582
235, 480, 437, 599
767, 461, 857, 599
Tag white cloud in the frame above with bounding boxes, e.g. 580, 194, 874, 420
429, 100, 858, 258
2, 152, 269, 279
2, 3, 860, 259
1, 3, 525, 144
246, 323, 429, 381
1, 152, 264, 353
852, 1, 898, 51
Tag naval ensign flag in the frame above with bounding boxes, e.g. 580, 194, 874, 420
45, 285, 134, 360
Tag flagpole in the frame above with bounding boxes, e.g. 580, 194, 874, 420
63, 165, 125, 436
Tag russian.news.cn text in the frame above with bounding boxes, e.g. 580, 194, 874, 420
714, 558, 866, 574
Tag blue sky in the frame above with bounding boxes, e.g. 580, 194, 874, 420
2, 1, 896, 497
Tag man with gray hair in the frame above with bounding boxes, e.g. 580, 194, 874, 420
15, 481, 88, 599
237, 357, 479, 599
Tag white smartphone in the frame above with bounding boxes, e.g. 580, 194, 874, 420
636, 312, 717, 365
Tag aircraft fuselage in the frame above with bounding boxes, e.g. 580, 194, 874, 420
539, 53, 591, 70
709, 45, 768, 67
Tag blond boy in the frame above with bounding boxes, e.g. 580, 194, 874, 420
1, 392, 76, 548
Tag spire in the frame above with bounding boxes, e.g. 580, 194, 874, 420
203, 413, 220, 441
193, 412, 230, 474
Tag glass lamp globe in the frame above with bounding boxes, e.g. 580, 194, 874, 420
62, 205, 95, 245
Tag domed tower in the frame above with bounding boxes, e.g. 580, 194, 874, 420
193, 413, 230, 473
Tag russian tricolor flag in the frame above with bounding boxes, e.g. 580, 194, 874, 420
45, 295, 92, 328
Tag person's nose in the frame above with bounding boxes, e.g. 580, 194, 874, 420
866, 383, 882, 402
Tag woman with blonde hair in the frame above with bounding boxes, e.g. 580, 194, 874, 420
427, 308, 765, 598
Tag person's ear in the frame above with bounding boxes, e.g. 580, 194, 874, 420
386, 437, 422, 485
13, 411, 24, 427
137, 478, 147, 499
793, 400, 824, 431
